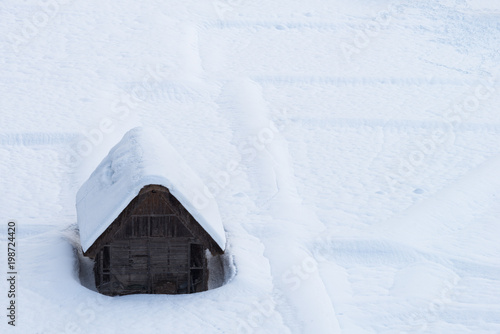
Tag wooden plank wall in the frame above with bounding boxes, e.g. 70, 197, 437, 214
94, 185, 210, 295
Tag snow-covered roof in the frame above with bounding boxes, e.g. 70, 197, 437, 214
76, 127, 226, 252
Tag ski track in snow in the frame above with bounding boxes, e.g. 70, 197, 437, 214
215, 77, 341, 332
1, 0, 500, 333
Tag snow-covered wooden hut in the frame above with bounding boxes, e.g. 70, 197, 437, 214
76, 127, 226, 295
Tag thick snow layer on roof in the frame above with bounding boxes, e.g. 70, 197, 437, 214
76, 127, 226, 252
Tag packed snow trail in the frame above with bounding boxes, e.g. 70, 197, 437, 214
217, 77, 341, 333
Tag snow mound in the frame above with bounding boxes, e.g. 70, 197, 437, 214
76, 127, 226, 252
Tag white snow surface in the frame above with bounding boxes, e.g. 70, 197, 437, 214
76, 126, 226, 252
1, 0, 500, 333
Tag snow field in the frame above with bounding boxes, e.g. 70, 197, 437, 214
1, 0, 500, 333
